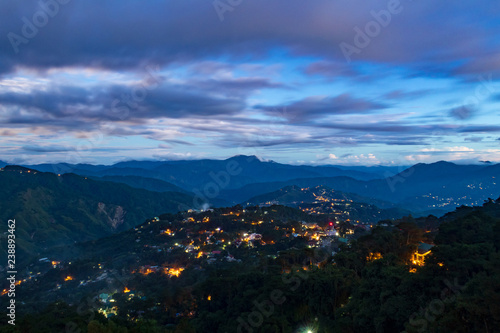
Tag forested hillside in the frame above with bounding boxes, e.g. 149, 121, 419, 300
0, 166, 195, 264
2, 199, 499, 332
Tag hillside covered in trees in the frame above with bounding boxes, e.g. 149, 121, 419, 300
1, 198, 499, 332
0, 166, 195, 266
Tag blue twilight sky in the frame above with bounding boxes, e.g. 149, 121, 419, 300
1, 0, 500, 166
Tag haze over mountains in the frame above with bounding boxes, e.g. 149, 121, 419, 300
19, 155, 384, 189
13, 155, 499, 214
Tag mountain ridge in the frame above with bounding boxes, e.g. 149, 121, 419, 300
0, 165, 197, 265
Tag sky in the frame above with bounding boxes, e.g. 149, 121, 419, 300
1, 0, 500, 166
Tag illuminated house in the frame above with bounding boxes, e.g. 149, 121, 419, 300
412, 243, 434, 266
367, 252, 383, 262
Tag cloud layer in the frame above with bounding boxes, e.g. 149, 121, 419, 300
1, 0, 500, 164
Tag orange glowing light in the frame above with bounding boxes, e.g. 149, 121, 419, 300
165, 267, 184, 277
367, 252, 383, 262
65, 276, 74, 281
124, 287, 130, 293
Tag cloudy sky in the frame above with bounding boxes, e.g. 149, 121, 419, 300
1, 0, 500, 165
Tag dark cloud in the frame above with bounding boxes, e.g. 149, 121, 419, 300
190, 77, 286, 98
1, 0, 500, 164
383, 89, 431, 101
0, 0, 498, 80
256, 94, 386, 122
160, 139, 194, 146
217, 137, 319, 148
464, 137, 483, 142
0, 80, 250, 128
314, 122, 453, 135
449, 105, 477, 120
139, 87, 244, 119
452, 54, 500, 78
303, 61, 359, 79
22, 144, 76, 153
460, 126, 500, 133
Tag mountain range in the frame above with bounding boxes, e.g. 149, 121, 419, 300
22, 155, 382, 190
16, 156, 500, 215
2, 156, 499, 264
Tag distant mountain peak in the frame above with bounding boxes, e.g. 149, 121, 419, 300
227, 155, 262, 162
413, 161, 456, 168
431, 160, 456, 166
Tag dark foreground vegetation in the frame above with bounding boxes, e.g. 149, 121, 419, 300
1, 199, 500, 332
